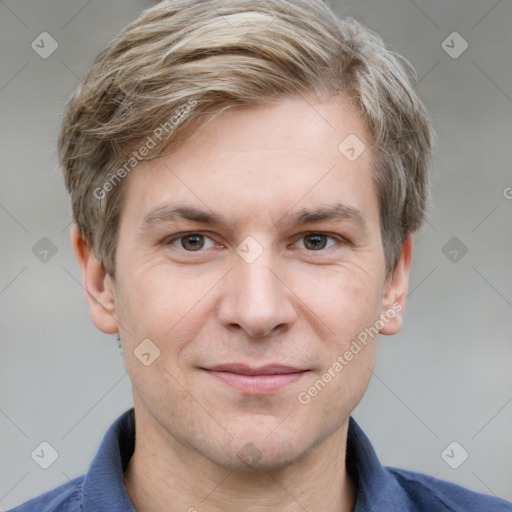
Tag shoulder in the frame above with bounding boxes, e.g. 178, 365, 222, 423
6, 475, 84, 512
387, 467, 512, 512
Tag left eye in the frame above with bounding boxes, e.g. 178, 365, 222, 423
169, 233, 216, 251
296, 233, 338, 251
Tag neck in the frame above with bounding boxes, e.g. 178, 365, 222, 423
124, 408, 356, 512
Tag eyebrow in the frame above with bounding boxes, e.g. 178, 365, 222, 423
140, 202, 368, 234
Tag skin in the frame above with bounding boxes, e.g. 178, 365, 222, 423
72, 93, 412, 512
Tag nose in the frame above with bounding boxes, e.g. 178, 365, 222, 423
217, 249, 297, 339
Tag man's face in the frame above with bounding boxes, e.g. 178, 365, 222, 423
92, 94, 407, 471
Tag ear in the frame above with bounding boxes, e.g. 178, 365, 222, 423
71, 225, 118, 334
379, 236, 413, 335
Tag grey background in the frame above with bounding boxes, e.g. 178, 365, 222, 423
1, 0, 511, 508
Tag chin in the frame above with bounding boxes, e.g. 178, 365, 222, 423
205, 427, 316, 474
232, 455, 300, 474
224, 445, 307, 474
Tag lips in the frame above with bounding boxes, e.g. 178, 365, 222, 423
206, 363, 306, 375
202, 363, 309, 394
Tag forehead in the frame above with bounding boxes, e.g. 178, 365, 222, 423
120, 94, 379, 231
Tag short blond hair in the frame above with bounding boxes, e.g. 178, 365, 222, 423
58, 0, 434, 277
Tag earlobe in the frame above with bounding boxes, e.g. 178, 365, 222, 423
71, 225, 119, 334
379, 237, 413, 336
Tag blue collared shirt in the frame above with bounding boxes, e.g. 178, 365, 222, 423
7, 408, 512, 511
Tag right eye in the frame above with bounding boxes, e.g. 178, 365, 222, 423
165, 232, 217, 251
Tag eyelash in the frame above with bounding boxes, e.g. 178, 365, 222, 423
163, 231, 348, 252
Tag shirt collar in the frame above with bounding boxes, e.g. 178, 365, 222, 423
82, 408, 137, 511
347, 417, 409, 510
81, 408, 407, 511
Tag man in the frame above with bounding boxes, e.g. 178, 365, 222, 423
9, 0, 511, 510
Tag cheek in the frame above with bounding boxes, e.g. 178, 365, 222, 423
295, 276, 380, 421
298, 264, 384, 341
296, 266, 382, 393
115, 263, 219, 352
